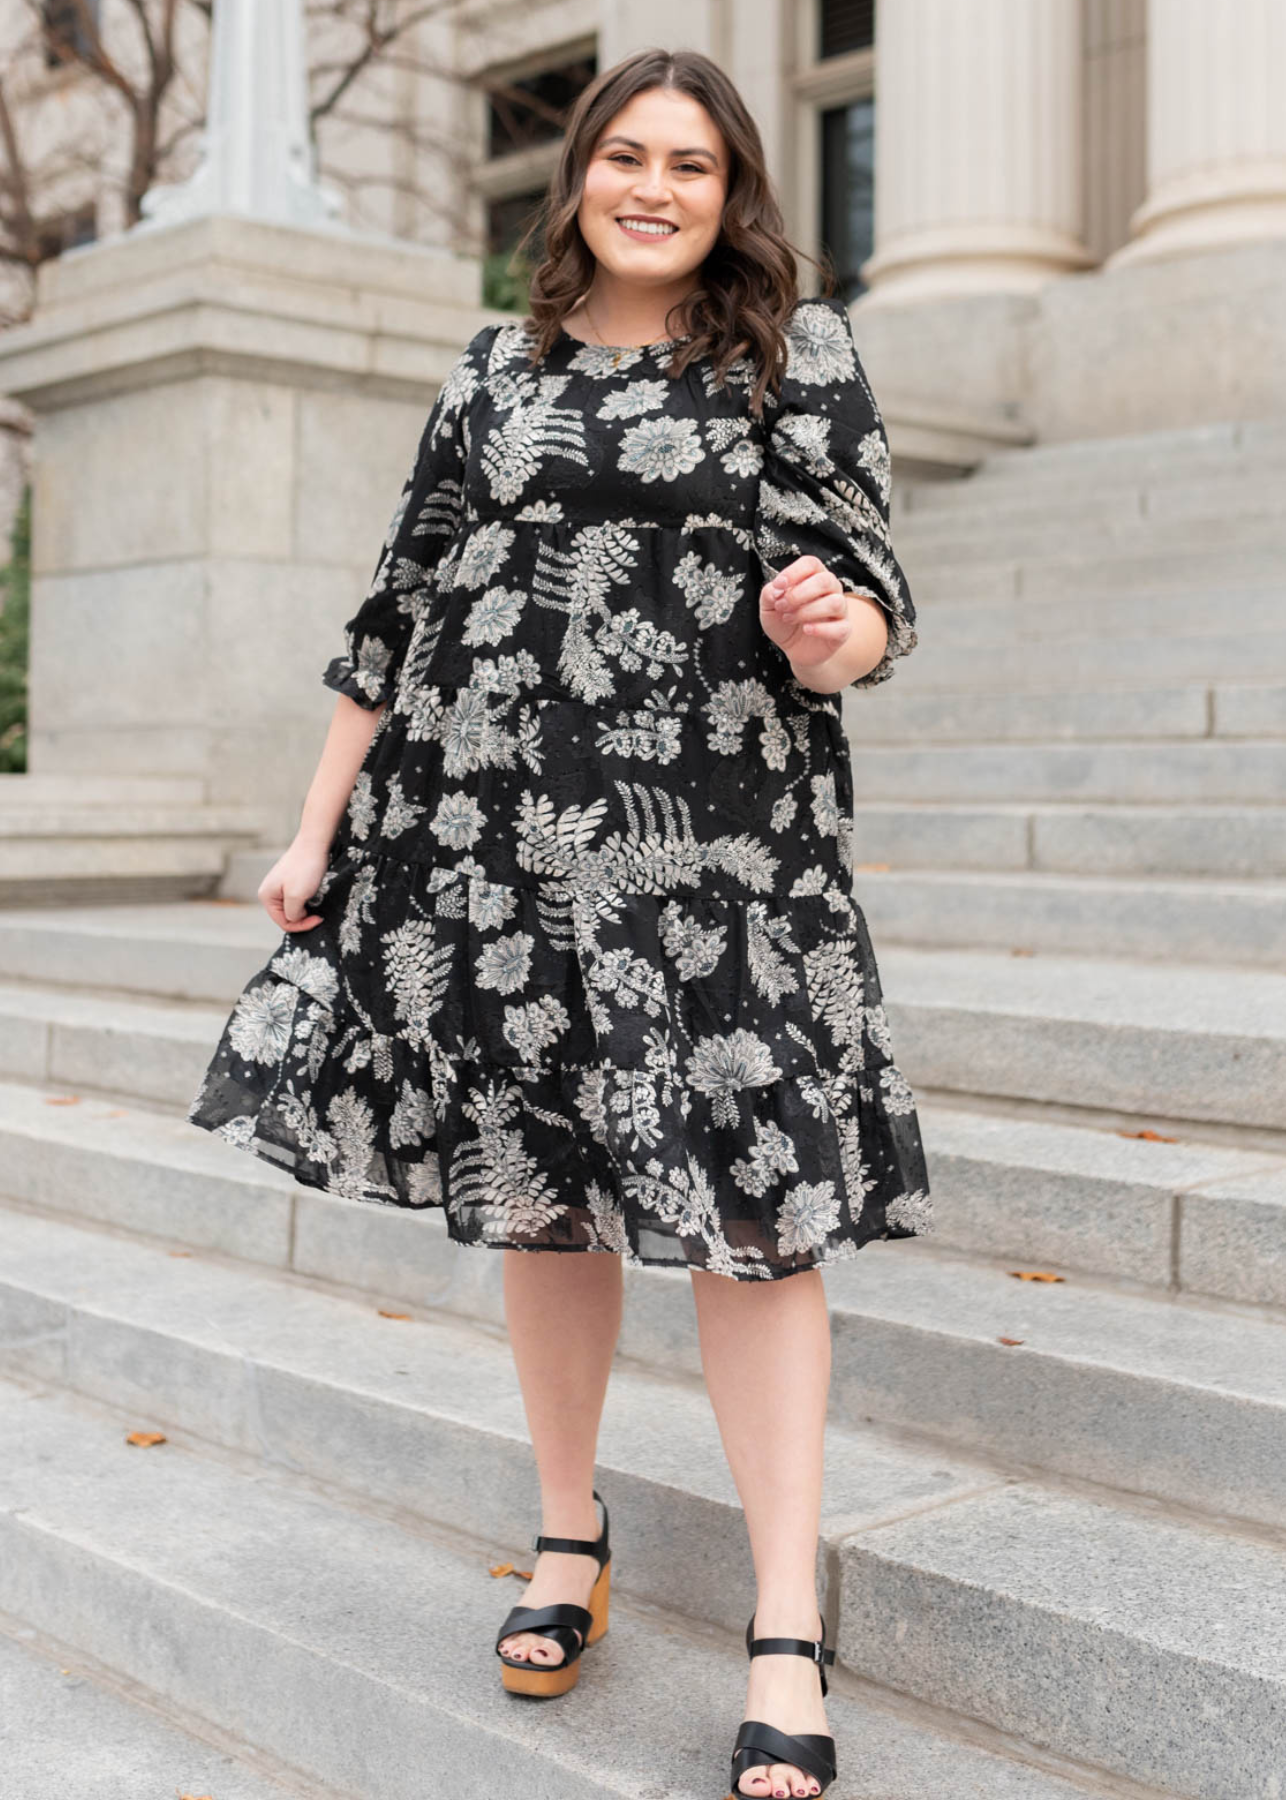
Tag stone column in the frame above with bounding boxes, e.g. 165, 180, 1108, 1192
861, 0, 1093, 305
1110, 0, 1286, 264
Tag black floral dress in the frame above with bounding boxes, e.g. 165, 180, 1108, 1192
187, 296, 933, 1280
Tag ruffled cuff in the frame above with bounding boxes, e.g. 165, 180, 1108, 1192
321, 643, 395, 710
754, 474, 918, 692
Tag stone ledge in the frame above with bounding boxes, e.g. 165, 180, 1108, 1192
0, 214, 502, 410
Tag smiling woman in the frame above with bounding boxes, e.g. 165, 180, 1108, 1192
185, 44, 928, 1800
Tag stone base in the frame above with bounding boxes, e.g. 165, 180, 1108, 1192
1032, 235, 1286, 441
851, 291, 1036, 475
0, 214, 501, 843
856, 235, 1286, 457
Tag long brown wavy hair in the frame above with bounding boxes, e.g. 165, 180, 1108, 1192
514, 48, 836, 419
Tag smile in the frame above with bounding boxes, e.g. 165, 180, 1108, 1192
616, 217, 679, 240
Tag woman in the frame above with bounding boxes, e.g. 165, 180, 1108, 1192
188, 46, 931, 1800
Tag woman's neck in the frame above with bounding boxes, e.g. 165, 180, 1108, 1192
570, 274, 700, 345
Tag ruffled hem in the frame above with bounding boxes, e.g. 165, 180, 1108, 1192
187, 1053, 932, 1281
187, 851, 933, 1282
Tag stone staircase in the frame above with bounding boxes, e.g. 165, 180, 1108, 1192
0, 772, 271, 906
1, 416, 1285, 1799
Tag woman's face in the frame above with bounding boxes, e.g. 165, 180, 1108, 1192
578, 86, 728, 290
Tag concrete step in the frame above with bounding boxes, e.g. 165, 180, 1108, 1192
910, 1101, 1286, 1304
858, 677, 1286, 744
906, 584, 1283, 642
879, 943, 1286, 1132
856, 680, 1206, 743
855, 867, 1286, 967
847, 737, 1286, 803
0, 775, 270, 906
3, 1063, 1282, 1318
849, 800, 1286, 879
0, 773, 212, 807
955, 415, 1286, 485
867, 626, 1286, 693
0, 1618, 317, 1800
0, 1374, 1113, 1800
0, 1201, 996, 1639
900, 460, 1286, 527
835, 1480, 1286, 1800
3, 1166, 1285, 1537
821, 1240, 1286, 1529
1, 922, 1281, 1135
0, 898, 276, 1007
897, 504, 1286, 566
0, 978, 231, 1110
908, 539, 1285, 604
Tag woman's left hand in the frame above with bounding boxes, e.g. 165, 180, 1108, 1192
758, 555, 857, 672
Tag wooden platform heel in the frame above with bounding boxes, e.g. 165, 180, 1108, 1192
725, 1611, 837, 1798
494, 1488, 611, 1699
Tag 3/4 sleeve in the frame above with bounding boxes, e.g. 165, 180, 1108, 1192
322, 325, 495, 709
753, 296, 918, 690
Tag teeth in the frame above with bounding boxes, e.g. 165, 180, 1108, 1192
618, 219, 677, 236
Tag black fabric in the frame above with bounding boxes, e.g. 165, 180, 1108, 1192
187, 299, 933, 1280
731, 1720, 837, 1790
494, 1601, 589, 1667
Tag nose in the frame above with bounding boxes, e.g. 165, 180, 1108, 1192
630, 165, 673, 204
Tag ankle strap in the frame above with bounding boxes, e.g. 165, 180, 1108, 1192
748, 1634, 835, 1666
745, 1615, 835, 1696
532, 1488, 609, 1562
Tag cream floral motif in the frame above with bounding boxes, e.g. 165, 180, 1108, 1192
228, 982, 297, 1064
189, 298, 932, 1280
618, 415, 706, 483
777, 1180, 842, 1256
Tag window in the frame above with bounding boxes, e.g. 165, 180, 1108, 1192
819, 95, 875, 303
818, 0, 875, 60
486, 54, 596, 159
485, 189, 547, 311
43, 0, 100, 68
478, 47, 596, 311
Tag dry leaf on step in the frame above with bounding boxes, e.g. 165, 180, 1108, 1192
125, 1431, 167, 1447
1116, 1127, 1178, 1142
377, 1309, 412, 1319
43, 1095, 81, 1105
1008, 1270, 1064, 1282
997, 1336, 1025, 1346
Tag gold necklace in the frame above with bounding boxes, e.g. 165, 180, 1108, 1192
582, 302, 624, 368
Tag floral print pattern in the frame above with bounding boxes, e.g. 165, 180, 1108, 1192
186, 297, 932, 1279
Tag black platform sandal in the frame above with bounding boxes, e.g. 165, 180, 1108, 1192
494, 1488, 611, 1698
725, 1611, 837, 1798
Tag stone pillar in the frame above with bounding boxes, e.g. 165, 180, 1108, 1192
0, 216, 487, 841
1110, 0, 1286, 264
861, 0, 1093, 306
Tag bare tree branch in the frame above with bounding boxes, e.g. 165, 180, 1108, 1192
1, 0, 572, 327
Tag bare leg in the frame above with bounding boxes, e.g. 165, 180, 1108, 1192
496, 1248, 624, 1666
691, 1267, 831, 1800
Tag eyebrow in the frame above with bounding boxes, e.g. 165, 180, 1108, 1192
598, 135, 718, 162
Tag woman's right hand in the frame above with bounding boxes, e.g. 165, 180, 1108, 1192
257, 836, 331, 933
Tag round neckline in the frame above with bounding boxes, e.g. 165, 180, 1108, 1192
556, 325, 692, 353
